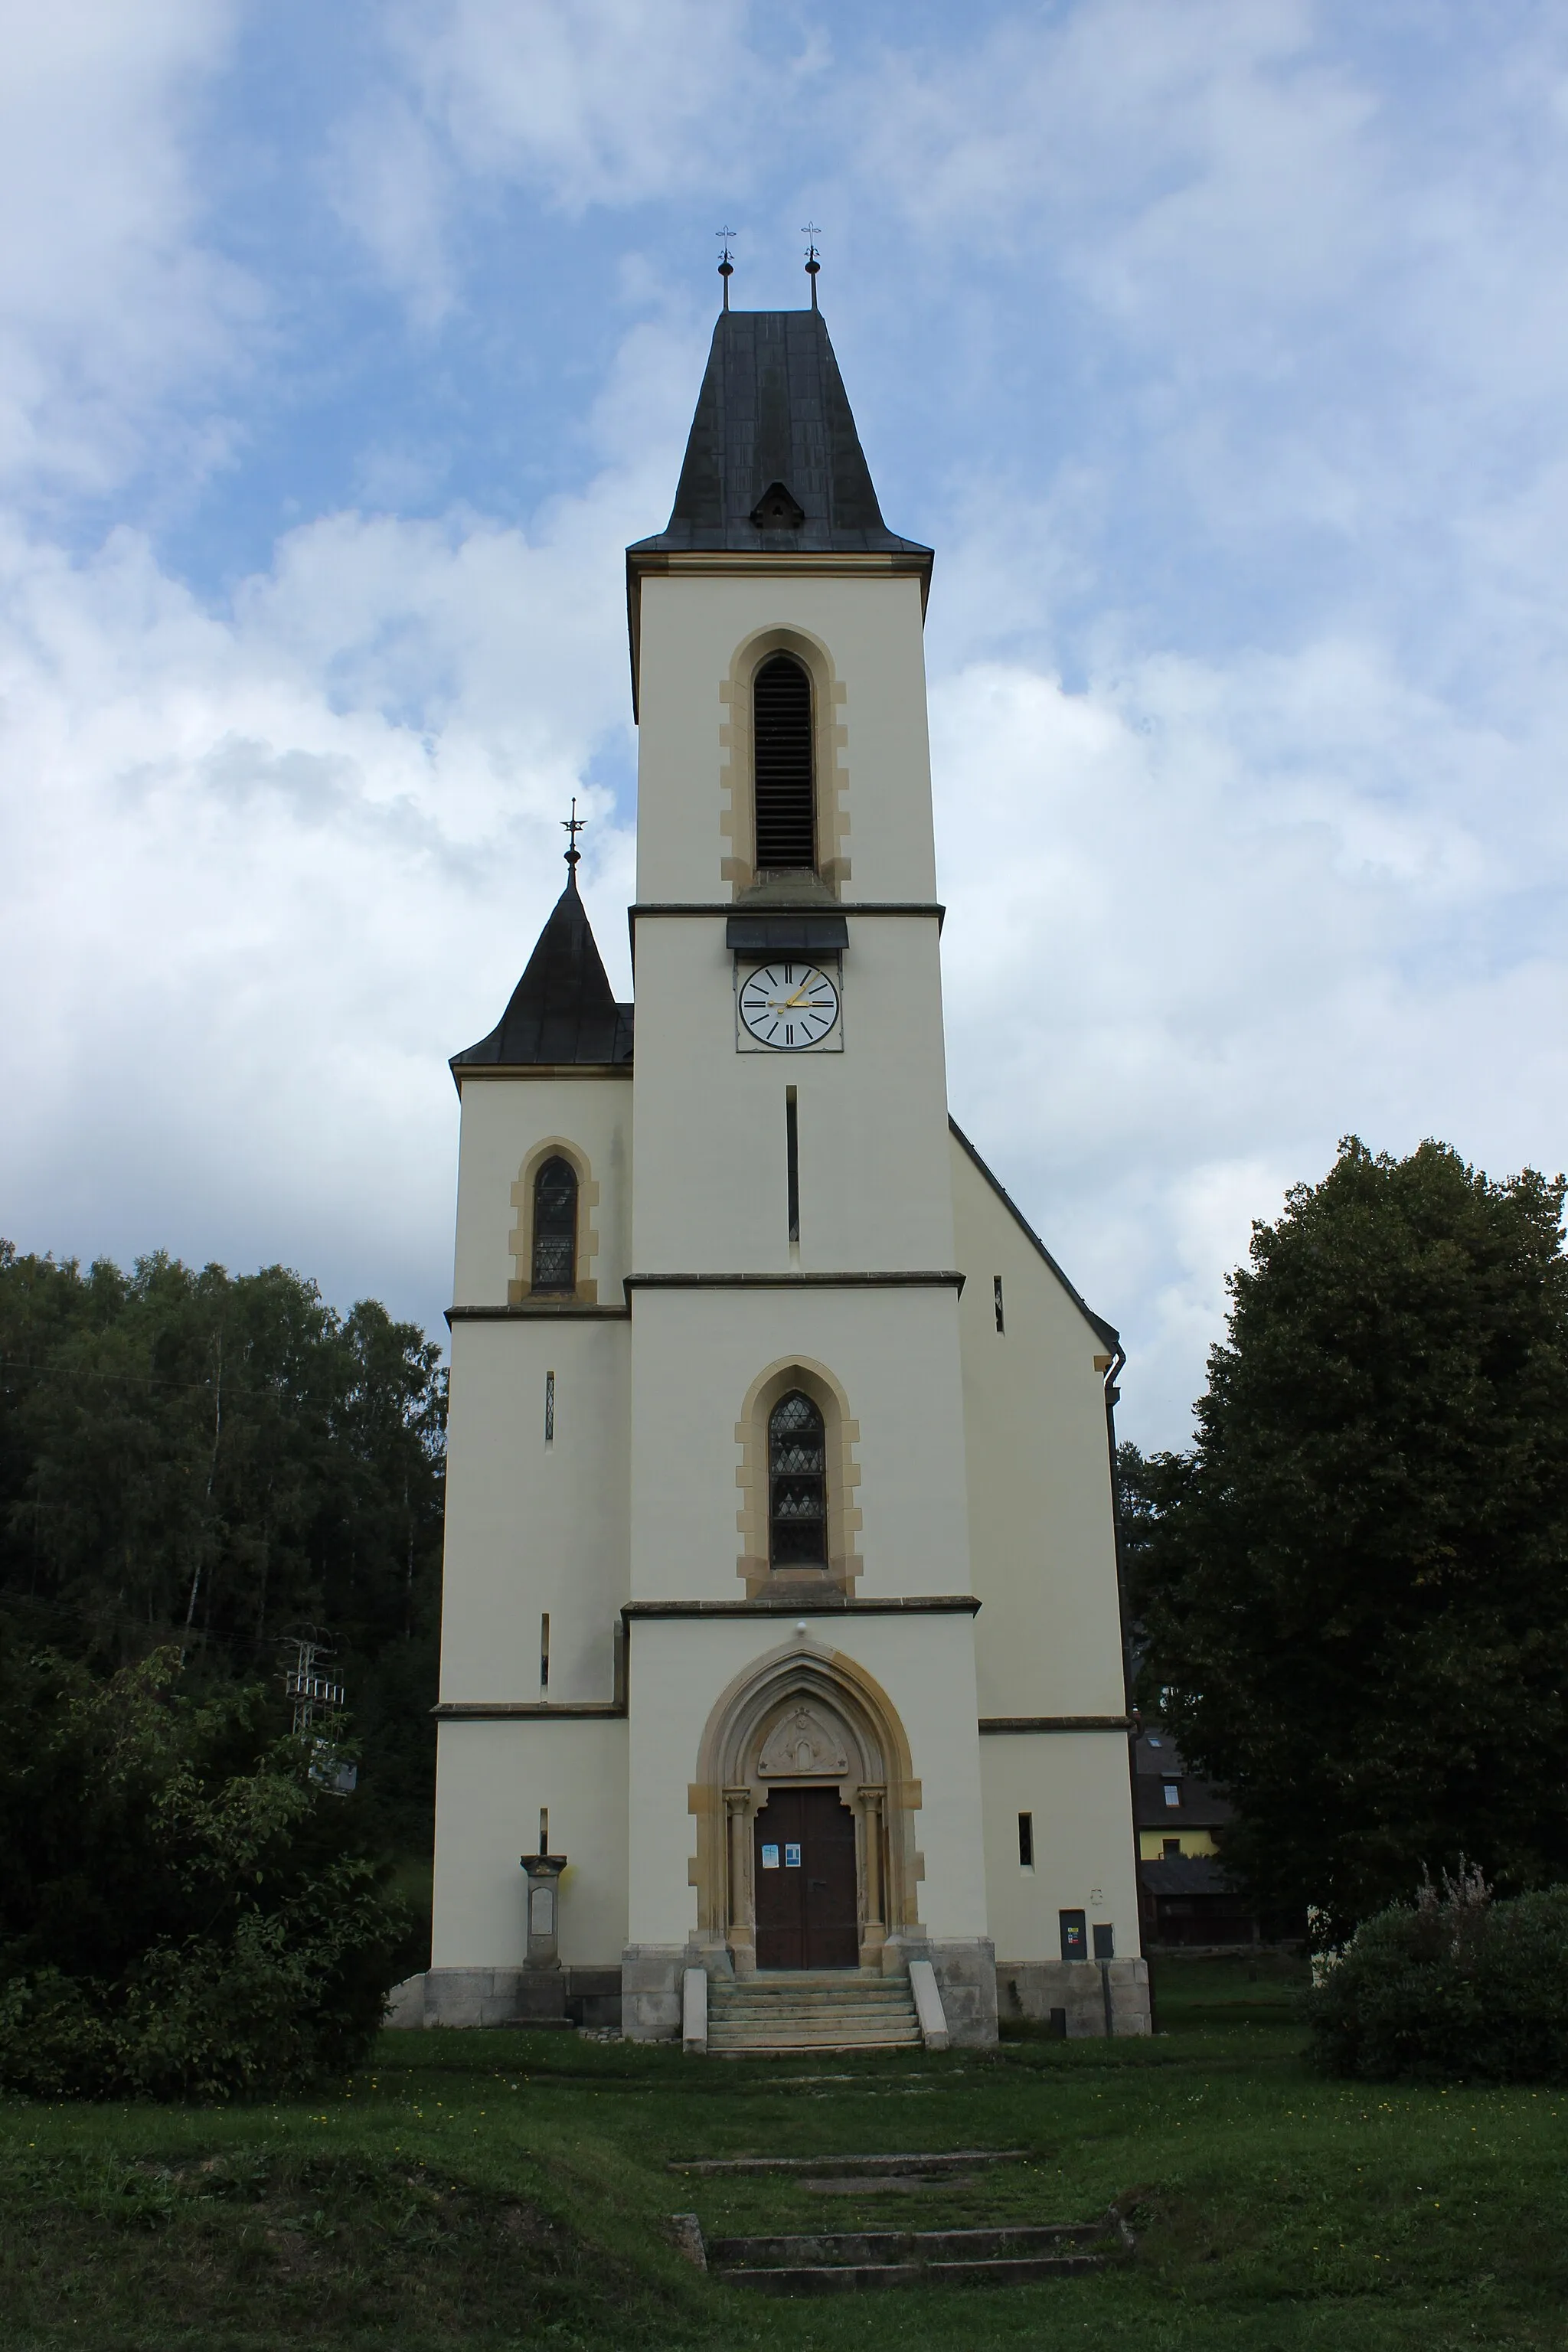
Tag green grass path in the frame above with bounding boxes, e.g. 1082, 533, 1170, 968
2, 1958, 1565, 2349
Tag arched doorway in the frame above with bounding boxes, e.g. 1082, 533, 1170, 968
690, 1645, 924, 1975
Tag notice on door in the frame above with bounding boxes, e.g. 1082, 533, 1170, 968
785, 1843, 802, 1867
760, 1844, 780, 1870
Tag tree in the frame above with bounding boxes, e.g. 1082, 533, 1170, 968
1132, 1137, 1568, 1942
0, 1647, 410, 2099
0, 1246, 446, 1847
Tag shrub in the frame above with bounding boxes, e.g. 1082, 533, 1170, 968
1307, 1867, 1568, 2082
0, 1648, 410, 2099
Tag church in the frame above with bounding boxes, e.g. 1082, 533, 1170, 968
419, 292, 1148, 2048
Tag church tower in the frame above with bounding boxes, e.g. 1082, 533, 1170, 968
425, 301, 1148, 2045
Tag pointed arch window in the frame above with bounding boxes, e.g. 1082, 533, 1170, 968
531, 1156, 578, 1293
753, 655, 815, 872
769, 1390, 827, 1568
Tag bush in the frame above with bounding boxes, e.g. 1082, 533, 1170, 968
0, 1647, 410, 2099
1307, 1867, 1568, 2082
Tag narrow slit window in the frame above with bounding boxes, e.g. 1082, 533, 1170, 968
768, 1390, 827, 1569
531, 1158, 577, 1293
753, 655, 815, 871
539, 1612, 550, 1692
994, 1276, 1005, 1334
544, 1369, 555, 1442
538, 1807, 549, 1855
1018, 1811, 1034, 1867
786, 1086, 800, 1245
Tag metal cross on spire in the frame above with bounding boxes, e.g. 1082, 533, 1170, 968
802, 224, 822, 309
715, 225, 737, 311
562, 797, 586, 871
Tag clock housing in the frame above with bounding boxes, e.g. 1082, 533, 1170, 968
736, 959, 843, 1052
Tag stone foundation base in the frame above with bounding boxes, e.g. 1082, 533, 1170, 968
399, 1967, 622, 2030
882, 1936, 998, 2046
995, 1957, 1152, 2037
620, 1945, 689, 2041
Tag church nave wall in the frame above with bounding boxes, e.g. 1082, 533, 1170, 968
626, 1289, 971, 1605
430, 1719, 629, 1971
949, 1132, 1128, 1720
439, 1319, 629, 1704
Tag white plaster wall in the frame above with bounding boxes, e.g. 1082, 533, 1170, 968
431, 1718, 629, 1968
624, 1614, 988, 1948
440, 1319, 629, 1704
452, 1073, 632, 1308
951, 1136, 1128, 1718
626, 1288, 972, 1603
630, 917, 953, 1273
635, 571, 936, 904
980, 1731, 1142, 1964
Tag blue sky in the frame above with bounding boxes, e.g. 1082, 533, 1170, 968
4, 0, 1568, 1446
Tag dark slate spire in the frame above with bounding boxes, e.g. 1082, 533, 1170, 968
627, 309, 931, 560
452, 866, 633, 1071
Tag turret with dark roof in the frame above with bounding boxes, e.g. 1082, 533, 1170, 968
452, 858, 632, 1074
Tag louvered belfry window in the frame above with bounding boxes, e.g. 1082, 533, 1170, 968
753, 655, 815, 871
531, 1156, 578, 1293
769, 1390, 828, 1568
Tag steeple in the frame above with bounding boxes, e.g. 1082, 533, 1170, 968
629, 310, 931, 561
452, 859, 633, 1072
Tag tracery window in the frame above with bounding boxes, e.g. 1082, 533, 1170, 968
531, 1156, 578, 1293
753, 654, 815, 871
768, 1390, 827, 1568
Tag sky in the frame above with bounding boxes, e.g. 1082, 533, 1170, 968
3, 0, 1568, 1451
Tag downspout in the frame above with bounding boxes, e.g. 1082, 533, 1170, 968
1101, 1340, 1154, 2033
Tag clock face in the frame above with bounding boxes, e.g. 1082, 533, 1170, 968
737, 960, 840, 1050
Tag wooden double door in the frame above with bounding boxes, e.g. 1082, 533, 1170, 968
753, 1786, 859, 1970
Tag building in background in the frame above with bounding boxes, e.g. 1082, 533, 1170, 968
1134, 1729, 1303, 1950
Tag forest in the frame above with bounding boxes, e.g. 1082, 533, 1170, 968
0, 1242, 446, 1853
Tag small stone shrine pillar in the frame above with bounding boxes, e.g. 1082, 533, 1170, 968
520, 1851, 567, 1970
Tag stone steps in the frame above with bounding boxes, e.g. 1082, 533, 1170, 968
707, 1971, 921, 2055
682, 2216, 1130, 2295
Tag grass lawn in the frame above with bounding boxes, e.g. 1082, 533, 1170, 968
2, 1956, 1566, 2350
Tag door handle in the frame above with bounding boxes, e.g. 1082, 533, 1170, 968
808, 1878, 827, 1890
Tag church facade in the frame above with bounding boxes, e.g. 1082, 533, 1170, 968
423, 305, 1148, 2044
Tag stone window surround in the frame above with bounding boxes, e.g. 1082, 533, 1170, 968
718, 625, 850, 896
735, 1355, 862, 1598
508, 1137, 601, 1306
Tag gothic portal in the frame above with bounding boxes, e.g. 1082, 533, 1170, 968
423, 302, 1149, 2043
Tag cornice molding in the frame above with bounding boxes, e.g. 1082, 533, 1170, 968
433, 1701, 626, 1720
624, 1270, 965, 1296
447, 1304, 631, 1324
622, 1596, 980, 1619
978, 1715, 1133, 1734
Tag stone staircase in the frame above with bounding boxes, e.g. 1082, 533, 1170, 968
698, 2219, 1123, 2294
668, 2153, 1134, 2295
706, 1969, 922, 2056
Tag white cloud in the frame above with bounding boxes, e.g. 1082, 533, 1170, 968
0, 469, 644, 1327
0, 0, 256, 493
931, 641, 1568, 1443
328, 0, 768, 313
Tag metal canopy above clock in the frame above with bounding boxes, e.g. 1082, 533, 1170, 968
726, 913, 848, 956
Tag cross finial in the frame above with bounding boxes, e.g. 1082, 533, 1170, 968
562, 797, 586, 872
802, 223, 822, 310
715, 225, 737, 312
